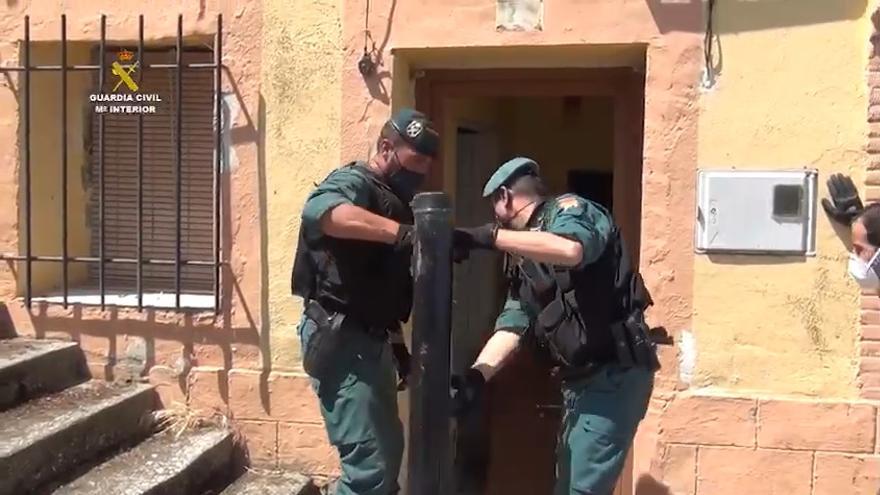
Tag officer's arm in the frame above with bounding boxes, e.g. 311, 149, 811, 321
547, 201, 611, 270
494, 230, 583, 267
321, 204, 401, 244
302, 169, 404, 245
470, 295, 529, 381
472, 330, 521, 381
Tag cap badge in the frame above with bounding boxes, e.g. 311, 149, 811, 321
405, 120, 424, 138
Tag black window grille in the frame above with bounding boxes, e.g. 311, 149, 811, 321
0, 14, 225, 312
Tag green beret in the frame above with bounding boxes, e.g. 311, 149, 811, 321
482, 157, 540, 197
389, 108, 439, 158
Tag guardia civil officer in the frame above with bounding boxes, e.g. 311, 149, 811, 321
451, 157, 660, 495
291, 109, 439, 495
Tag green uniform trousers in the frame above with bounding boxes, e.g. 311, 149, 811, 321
298, 315, 404, 495
554, 364, 654, 495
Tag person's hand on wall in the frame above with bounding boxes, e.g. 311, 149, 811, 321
822, 173, 864, 225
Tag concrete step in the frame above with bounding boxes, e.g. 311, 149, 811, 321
52, 427, 235, 495
0, 380, 156, 495
221, 470, 321, 495
0, 338, 87, 411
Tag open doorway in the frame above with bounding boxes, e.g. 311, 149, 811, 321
417, 68, 645, 495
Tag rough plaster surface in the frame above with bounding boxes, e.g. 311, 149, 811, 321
693, 0, 870, 398
262, 0, 343, 369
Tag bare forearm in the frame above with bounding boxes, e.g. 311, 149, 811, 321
472, 330, 521, 381
320, 204, 401, 244
494, 229, 582, 267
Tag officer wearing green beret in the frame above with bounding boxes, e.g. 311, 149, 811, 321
452, 157, 659, 495
291, 109, 439, 495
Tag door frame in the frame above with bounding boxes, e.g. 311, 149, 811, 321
415, 67, 646, 266
415, 67, 647, 495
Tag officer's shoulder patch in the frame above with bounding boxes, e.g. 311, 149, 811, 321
556, 195, 581, 211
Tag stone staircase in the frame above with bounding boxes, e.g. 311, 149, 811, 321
0, 335, 320, 495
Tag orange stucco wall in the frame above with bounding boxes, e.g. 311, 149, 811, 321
3, 1, 880, 494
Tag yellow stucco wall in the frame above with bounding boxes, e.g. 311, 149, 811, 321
262, 0, 343, 369
693, 0, 871, 398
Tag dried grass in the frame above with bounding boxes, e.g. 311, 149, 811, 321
151, 401, 229, 439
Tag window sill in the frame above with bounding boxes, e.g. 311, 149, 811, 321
31, 291, 214, 310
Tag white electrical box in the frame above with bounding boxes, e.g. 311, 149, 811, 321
695, 169, 818, 255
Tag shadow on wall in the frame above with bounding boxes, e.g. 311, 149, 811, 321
360, 0, 397, 109
705, 254, 808, 265
646, 0, 869, 34
634, 474, 672, 495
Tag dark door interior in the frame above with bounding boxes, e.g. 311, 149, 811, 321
567, 170, 614, 210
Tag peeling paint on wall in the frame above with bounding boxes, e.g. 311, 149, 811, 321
222, 91, 240, 172
496, 0, 543, 32
678, 330, 696, 386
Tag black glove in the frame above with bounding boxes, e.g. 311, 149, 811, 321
450, 368, 486, 418
391, 342, 411, 391
822, 173, 864, 225
453, 224, 498, 252
394, 224, 414, 252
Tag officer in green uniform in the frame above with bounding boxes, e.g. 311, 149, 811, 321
452, 157, 659, 495
291, 109, 439, 495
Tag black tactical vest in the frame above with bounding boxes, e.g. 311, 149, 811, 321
291, 162, 414, 329
509, 199, 647, 368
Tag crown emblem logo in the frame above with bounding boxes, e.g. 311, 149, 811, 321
117, 49, 135, 62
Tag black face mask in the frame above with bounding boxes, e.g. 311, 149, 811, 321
386, 153, 425, 203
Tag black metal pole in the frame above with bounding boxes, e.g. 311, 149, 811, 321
23, 16, 31, 308
408, 191, 454, 495
60, 14, 68, 308
137, 15, 144, 310
98, 15, 106, 309
213, 14, 222, 313
174, 14, 183, 309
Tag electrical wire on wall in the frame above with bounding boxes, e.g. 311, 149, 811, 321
358, 0, 377, 76
702, 0, 719, 89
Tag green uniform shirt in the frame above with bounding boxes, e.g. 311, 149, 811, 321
301, 165, 372, 243
494, 194, 613, 335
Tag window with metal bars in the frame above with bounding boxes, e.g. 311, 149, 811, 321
0, 14, 224, 312
87, 49, 215, 294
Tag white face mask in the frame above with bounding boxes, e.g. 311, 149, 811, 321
849, 250, 880, 289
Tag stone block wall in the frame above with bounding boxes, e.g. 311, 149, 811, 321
650, 394, 880, 495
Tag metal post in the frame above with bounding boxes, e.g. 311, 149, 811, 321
174, 14, 183, 309
60, 14, 68, 307
213, 14, 222, 313
136, 15, 144, 310
98, 15, 106, 309
22, 16, 31, 308
408, 191, 454, 495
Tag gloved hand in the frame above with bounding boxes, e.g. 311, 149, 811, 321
391, 342, 411, 391
450, 368, 486, 418
822, 173, 864, 225
453, 224, 498, 252
394, 224, 414, 252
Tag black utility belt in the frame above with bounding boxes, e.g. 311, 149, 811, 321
307, 300, 393, 340
553, 360, 612, 383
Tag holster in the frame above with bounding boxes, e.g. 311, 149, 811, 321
613, 310, 661, 372
302, 300, 347, 380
